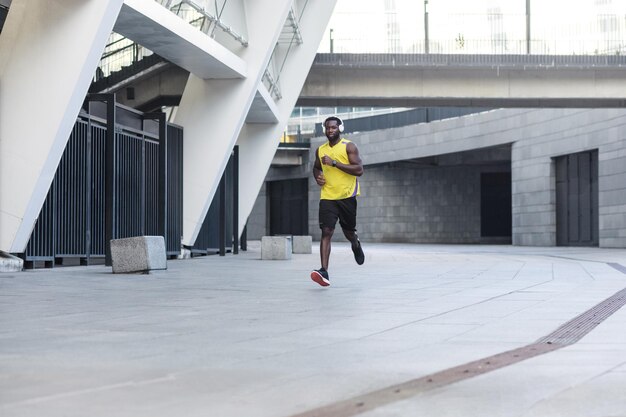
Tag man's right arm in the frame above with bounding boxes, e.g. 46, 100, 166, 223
313, 148, 325, 186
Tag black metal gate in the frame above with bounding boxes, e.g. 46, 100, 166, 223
555, 150, 599, 246
192, 147, 239, 256
22, 95, 183, 267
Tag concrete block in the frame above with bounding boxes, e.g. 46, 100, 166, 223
261, 236, 292, 260
110, 236, 167, 273
0, 251, 23, 272
292, 236, 312, 254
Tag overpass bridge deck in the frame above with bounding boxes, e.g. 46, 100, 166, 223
299, 53, 626, 108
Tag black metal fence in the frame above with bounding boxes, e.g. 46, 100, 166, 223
192, 146, 239, 257
22, 95, 183, 267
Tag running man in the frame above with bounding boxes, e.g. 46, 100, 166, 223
310, 116, 365, 287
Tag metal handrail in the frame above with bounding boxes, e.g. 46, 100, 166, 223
95, 0, 248, 82
95, 33, 154, 80
156, 0, 248, 46
262, 1, 310, 101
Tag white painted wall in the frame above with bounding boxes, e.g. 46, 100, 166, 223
0, 0, 123, 252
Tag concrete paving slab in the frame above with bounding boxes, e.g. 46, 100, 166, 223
358, 326, 626, 417
1, 243, 625, 417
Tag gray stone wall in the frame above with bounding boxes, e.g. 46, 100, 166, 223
600, 126, 626, 247
309, 162, 510, 244
511, 108, 626, 247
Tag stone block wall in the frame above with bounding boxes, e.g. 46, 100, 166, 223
309, 162, 509, 244
511, 108, 626, 247
597, 120, 626, 248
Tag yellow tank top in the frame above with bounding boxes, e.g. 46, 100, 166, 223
318, 139, 360, 200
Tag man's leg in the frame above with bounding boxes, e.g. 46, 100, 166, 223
338, 198, 365, 266
342, 229, 358, 245
311, 226, 334, 286
343, 228, 365, 265
312, 200, 337, 286
320, 226, 334, 270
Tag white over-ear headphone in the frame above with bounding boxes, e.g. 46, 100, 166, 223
322, 116, 344, 133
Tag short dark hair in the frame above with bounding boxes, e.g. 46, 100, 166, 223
323, 116, 342, 126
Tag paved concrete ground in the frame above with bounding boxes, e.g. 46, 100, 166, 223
1, 242, 625, 417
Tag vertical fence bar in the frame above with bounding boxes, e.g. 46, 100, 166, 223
141, 132, 146, 236
424, 0, 429, 54
84, 118, 93, 265
103, 94, 116, 266
219, 172, 226, 256
92, 123, 107, 257
526, 0, 531, 54
158, 114, 167, 239
166, 124, 183, 256
145, 112, 168, 239
240, 223, 247, 251
145, 138, 160, 236
232, 145, 239, 255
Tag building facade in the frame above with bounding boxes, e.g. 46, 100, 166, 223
251, 108, 626, 248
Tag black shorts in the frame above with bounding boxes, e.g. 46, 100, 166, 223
319, 197, 357, 231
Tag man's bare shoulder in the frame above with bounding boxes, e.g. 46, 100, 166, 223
346, 141, 359, 151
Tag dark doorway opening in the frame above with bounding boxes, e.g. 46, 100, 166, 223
269, 179, 308, 236
481, 172, 512, 238
555, 150, 599, 246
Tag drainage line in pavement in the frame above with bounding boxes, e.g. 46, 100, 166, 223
608, 262, 626, 274
291, 264, 626, 417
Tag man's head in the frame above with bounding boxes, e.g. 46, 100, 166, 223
323, 116, 344, 141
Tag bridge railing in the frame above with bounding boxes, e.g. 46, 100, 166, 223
321, 10, 626, 56
155, 0, 248, 47
96, 33, 154, 80
312, 53, 626, 68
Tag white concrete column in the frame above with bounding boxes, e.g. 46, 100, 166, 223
175, 0, 293, 246
0, 0, 123, 252
236, 0, 338, 237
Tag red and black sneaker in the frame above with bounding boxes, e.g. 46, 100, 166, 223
310, 268, 330, 287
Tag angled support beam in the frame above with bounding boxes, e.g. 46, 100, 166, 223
176, 0, 294, 246
0, 0, 123, 252
246, 85, 280, 124
236, 0, 339, 237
